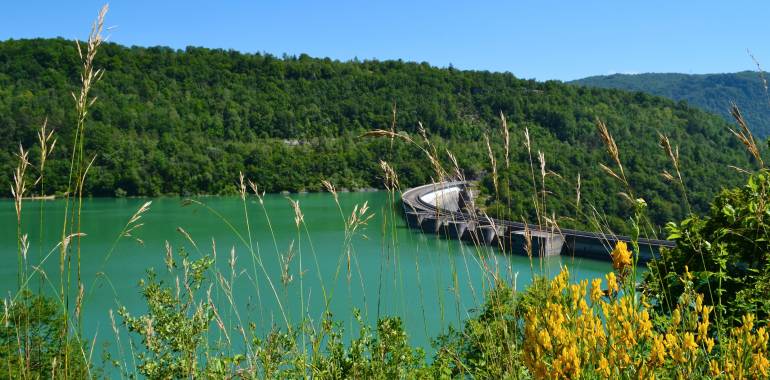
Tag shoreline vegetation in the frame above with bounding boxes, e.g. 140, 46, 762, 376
4, 187, 383, 200
2, 5, 770, 379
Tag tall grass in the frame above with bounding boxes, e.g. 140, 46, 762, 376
3, 4, 770, 379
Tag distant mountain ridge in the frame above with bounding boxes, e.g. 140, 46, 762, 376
571, 71, 770, 138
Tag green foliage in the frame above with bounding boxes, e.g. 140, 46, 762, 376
0, 291, 89, 379
433, 283, 529, 378
0, 39, 750, 232
572, 71, 770, 138
118, 252, 223, 379
117, 250, 433, 379
311, 312, 429, 379
644, 169, 770, 326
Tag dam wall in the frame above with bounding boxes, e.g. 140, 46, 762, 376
402, 181, 673, 263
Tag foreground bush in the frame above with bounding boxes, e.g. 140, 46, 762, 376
645, 168, 770, 326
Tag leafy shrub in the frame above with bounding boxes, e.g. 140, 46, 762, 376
645, 169, 770, 326
0, 291, 89, 378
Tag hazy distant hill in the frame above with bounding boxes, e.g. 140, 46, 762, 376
571, 71, 770, 138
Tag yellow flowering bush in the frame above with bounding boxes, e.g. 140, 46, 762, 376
519, 242, 770, 379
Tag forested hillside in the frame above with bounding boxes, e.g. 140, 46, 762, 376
0, 38, 758, 230
571, 71, 770, 138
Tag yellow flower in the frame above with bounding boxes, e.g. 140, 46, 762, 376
611, 241, 632, 272
606, 272, 619, 294
598, 355, 610, 378
649, 335, 666, 366
639, 310, 653, 338
742, 313, 755, 331
683, 332, 698, 353
671, 309, 681, 327
590, 278, 603, 303
570, 283, 581, 309
709, 360, 720, 377
752, 352, 770, 377
697, 320, 709, 339
538, 330, 552, 351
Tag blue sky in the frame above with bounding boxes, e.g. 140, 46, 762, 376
2, 1, 769, 81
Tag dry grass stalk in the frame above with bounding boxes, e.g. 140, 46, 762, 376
576, 173, 581, 209
524, 127, 531, 153
164, 241, 175, 272
74, 283, 84, 321
445, 149, 464, 182
537, 151, 548, 220
363, 125, 447, 181
11, 145, 30, 225
599, 163, 623, 183
538, 151, 546, 183
176, 227, 198, 250
35, 118, 56, 187
51, 357, 57, 379
73, 4, 108, 123
659, 132, 691, 211
60, 233, 87, 255
596, 118, 636, 206
544, 213, 563, 236
729, 103, 764, 167
522, 126, 544, 227
523, 223, 533, 260
658, 133, 680, 174
247, 179, 265, 205
3, 299, 9, 328
343, 202, 373, 279
238, 172, 247, 200
12, 145, 30, 287
280, 241, 296, 287
748, 49, 770, 105
287, 198, 304, 228
728, 165, 753, 175
500, 111, 510, 169
75, 155, 97, 197
484, 133, 498, 194
207, 285, 231, 346
390, 102, 397, 149
418, 122, 447, 181
595, 118, 626, 181
321, 179, 338, 203
127, 201, 151, 227
229, 246, 237, 274
19, 234, 29, 264
123, 201, 151, 246
379, 161, 400, 191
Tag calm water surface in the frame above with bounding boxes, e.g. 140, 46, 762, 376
0, 192, 612, 363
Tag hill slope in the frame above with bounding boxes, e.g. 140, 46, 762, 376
571, 71, 770, 138
0, 38, 759, 231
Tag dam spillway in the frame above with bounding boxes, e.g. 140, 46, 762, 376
401, 181, 674, 263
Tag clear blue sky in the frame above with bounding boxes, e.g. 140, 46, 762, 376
2, 1, 769, 81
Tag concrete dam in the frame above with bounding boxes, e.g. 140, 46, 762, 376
401, 181, 674, 263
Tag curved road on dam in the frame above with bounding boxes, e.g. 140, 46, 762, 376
401, 181, 674, 263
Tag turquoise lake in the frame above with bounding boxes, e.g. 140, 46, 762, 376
0, 191, 613, 370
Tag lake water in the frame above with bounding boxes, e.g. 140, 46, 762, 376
0, 192, 612, 367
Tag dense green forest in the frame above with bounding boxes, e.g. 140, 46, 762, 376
571, 71, 770, 138
0, 38, 760, 231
